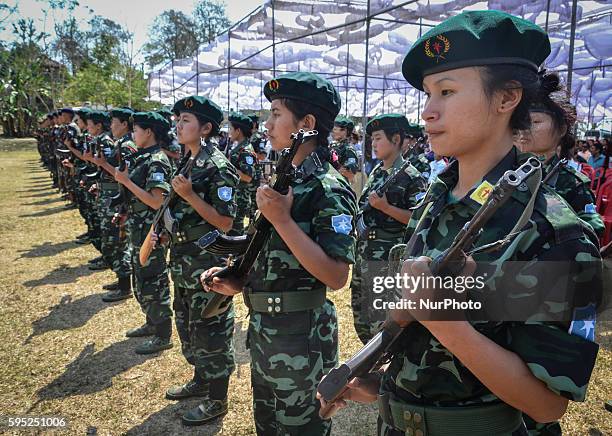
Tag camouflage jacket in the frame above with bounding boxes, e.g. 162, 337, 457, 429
544, 154, 604, 237
331, 139, 359, 172
359, 155, 425, 234
408, 152, 431, 176
168, 141, 238, 288
125, 144, 172, 246
90, 132, 115, 185
99, 133, 138, 184
228, 139, 257, 217
382, 147, 601, 407
246, 148, 358, 293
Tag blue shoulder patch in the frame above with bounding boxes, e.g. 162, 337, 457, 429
584, 203, 596, 214
217, 186, 233, 202
245, 156, 254, 165
569, 303, 596, 342
150, 172, 165, 182
331, 214, 352, 235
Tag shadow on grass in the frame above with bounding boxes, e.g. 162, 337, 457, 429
24, 293, 122, 344
23, 197, 64, 206
19, 205, 68, 218
19, 191, 56, 198
22, 263, 97, 288
17, 186, 55, 193
16, 241, 77, 259
34, 340, 156, 401
124, 400, 224, 436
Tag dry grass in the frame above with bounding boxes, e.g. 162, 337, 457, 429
0, 138, 609, 436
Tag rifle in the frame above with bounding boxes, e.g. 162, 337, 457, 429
316, 157, 542, 419
356, 159, 415, 240
138, 144, 208, 266
542, 157, 567, 186
199, 129, 318, 318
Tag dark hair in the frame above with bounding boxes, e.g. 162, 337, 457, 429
529, 72, 577, 158
191, 113, 219, 137
152, 126, 171, 147
230, 122, 252, 139
480, 65, 540, 131
280, 98, 334, 161
383, 128, 405, 147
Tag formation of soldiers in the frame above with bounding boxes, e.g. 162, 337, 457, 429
32, 9, 605, 436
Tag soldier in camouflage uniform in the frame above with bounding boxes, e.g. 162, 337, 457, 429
331, 115, 359, 183
114, 112, 174, 355
157, 108, 182, 171
227, 111, 257, 235
203, 72, 358, 436
402, 124, 431, 176
517, 77, 604, 240
159, 96, 238, 426
95, 108, 139, 301
322, 11, 602, 436
351, 113, 426, 344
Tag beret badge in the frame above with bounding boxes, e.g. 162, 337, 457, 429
424, 34, 451, 63
268, 79, 280, 92
185, 98, 194, 109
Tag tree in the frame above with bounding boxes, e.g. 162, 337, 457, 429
144, 1, 230, 68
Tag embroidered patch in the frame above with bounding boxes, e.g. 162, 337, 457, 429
218, 186, 233, 202
245, 156, 254, 165
331, 214, 352, 235
469, 180, 495, 205
424, 34, 450, 63
196, 158, 206, 167
584, 203, 596, 214
150, 172, 165, 182
568, 303, 596, 341
347, 157, 356, 165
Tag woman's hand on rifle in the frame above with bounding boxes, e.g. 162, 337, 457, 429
316, 373, 380, 417
256, 185, 293, 226
114, 165, 130, 186
200, 267, 245, 296
171, 175, 194, 200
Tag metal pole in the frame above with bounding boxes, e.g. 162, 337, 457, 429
260, 72, 263, 109
566, 0, 578, 101
196, 47, 199, 95
346, 43, 350, 116
227, 30, 231, 112
171, 60, 176, 104
417, 17, 423, 122
382, 77, 386, 113
360, 0, 371, 191
587, 70, 595, 125
404, 88, 407, 117
158, 71, 162, 101
544, 0, 551, 32
272, 0, 276, 76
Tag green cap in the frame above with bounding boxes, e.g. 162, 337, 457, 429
88, 110, 110, 125
132, 111, 170, 131
157, 108, 174, 122
172, 95, 223, 129
402, 10, 551, 90
247, 114, 259, 124
366, 113, 410, 135
264, 72, 341, 118
110, 107, 134, 122
75, 107, 91, 120
228, 111, 252, 130
406, 122, 424, 137
334, 115, 354, 131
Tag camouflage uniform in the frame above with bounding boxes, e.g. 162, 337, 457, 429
331, 139, 359, 175
126, 144, 173, 336
228, 139, 257, 235
351, 155, 425, 344
245, 149, 358, 435
98, 133, 137, 280
378, 147, 601, 435
168, 142, 239, 391
544, 154, 604, 237
408, 152, 431, 176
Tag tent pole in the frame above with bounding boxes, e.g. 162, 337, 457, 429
171, 60, 176, 104
566, 0, 578, 101
227, 30, 231, 112
196, 47, 199, 95
360, 0, 371, 192
346, 43, 350, 116
272, 0, 276, 76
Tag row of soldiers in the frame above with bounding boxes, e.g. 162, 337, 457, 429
34, 9, 604, 435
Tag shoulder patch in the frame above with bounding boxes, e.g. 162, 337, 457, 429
584, 203, 596, 214
217, 186, 233, 202
245, 155, 254, 165
569, 303, 596, 342
347, 157, 356, 165
469, 180, 495, 205
150, 172, 165, 182
331, 214, 353, 235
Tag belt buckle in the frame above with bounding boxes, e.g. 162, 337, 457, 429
265, 295, 282, 313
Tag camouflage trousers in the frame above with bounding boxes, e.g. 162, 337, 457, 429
248, 299, 338, 436
98, 193, 131, 279
131, 244, 172, 328
85, 190, 102, 252
350, 238, 399, 345
170, 247, 235, 381
173, 286, 235, 381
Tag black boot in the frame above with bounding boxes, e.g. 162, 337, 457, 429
166, 368, 209, 400
102, 276, 132, 302
134, 319, 173, 355
181, 377, 229, 425
102, 281, 119, 290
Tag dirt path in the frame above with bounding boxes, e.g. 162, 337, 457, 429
0, 138, 609, 435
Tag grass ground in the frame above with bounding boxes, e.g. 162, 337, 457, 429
0, 137, 609, 435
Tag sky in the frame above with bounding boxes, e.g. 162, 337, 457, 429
2, 0, 264, 64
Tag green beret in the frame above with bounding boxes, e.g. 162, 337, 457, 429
228, 111, 252, 130
172, 95, 223, 128
402, 10, 551, 90
88, 110, 110, 125
132, 111, 170, 131
247, 114, 259, 124
263, 72, 341, 118
156, 108, 174, 122
60, 108, 74, 115
110, 107, 134, 122
366, 113, 410, 135
75, 107, 91, 120
334, 115, 354, 131
406, 122, 424, 137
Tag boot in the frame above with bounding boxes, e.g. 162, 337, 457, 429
102, 281, 119, 290
88, 255, 103, 264
166, 368, 209, 400
125, 323, 156, 338
182, 399, 228, 426
88, 258, 109, 271
101, 277, 132, 302
134, 320, 172, 355
76, 231, 89, 239
75, 236, 91, 245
